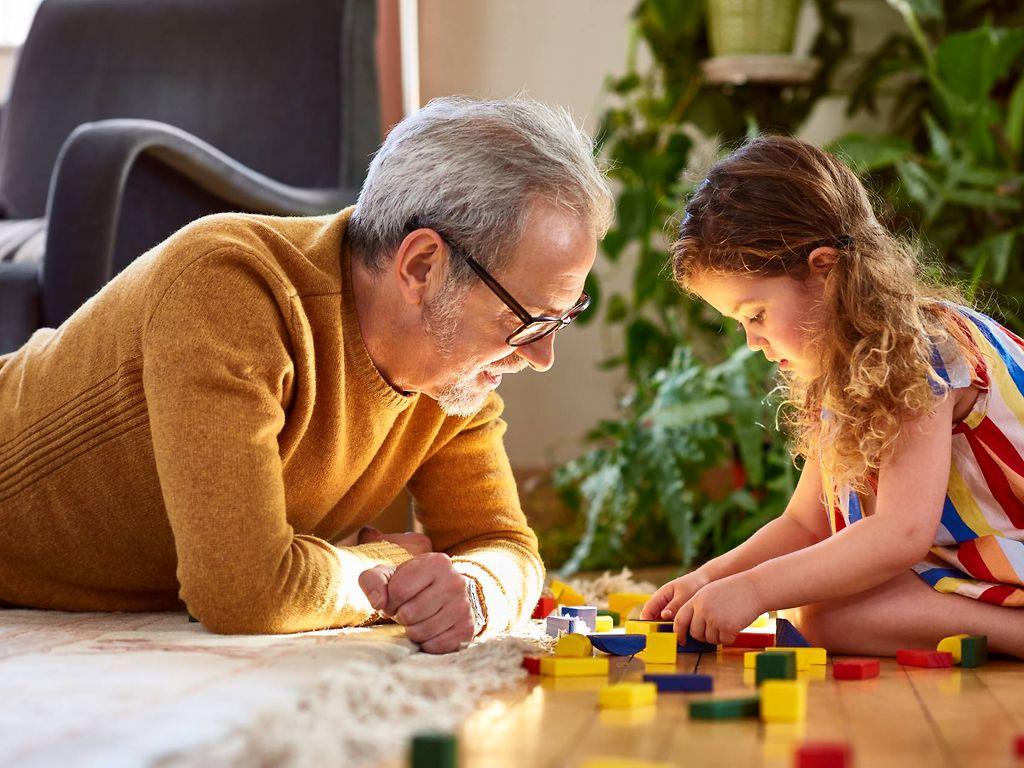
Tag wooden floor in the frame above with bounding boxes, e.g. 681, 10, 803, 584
436, 646, 1024, 768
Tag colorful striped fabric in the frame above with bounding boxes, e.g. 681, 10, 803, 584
822, 305, 1024, 607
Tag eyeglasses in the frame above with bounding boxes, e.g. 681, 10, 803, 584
406, 218, 591, 347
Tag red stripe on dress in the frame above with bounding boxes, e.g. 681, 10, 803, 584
978, 584, 1015, 606
964, 421, 1024, 529
957, 538, 998, 582
833, 503, 846, 532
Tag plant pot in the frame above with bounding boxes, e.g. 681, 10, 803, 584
706, 0, 803, 57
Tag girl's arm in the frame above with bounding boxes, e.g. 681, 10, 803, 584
747, 394, 954, 611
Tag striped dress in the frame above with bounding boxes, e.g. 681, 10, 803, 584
822, 305, 1024, 607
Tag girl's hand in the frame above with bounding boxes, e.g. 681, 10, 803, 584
641, 570, 711, 620
673, 572, 764, 646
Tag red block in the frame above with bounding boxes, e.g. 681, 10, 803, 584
522, 656, 541, 675
727, 631, 775, 648
833, 658, 880, 680
896, 648, 954, 668
796, 742, 852, 768
532, 596, 556, 619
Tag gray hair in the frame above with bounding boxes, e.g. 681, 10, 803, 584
348, 95, 614, 282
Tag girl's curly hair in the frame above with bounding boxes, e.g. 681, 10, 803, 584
671, 135, 980, 493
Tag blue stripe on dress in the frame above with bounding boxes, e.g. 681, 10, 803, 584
847, 491, 863, 523
940, 496, 978, 543
963, 309, 1024, 393
917, 566, 967, 586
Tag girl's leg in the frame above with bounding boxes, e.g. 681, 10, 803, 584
784, 570, 1024, 658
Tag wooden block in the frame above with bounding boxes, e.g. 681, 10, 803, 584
550, 580, 586, 606
559, 605, 598, 632
555, 633, 593, 657
531, 596, 557, 619
744, 650, 762, 669
588, 633, 647, 656
539, 656, 610, 677
756, 650, 797, 685
625, 619, 671, 635
689, 695, 760, 719
832, 658, 879, 680
726, 631, 774, 648
961, 635, 988, 668
760, 680, 807, 722
775, 646, 827, 667
936, 633, 969, 663
896, 648, 954, 667
642, 672, 713, 692
545, 616, 570, 637
774, 617, 811, 647
599, 682, 658, 709
678, 632, 717, 653
522, 656, 541, 675
639, 632, 677, 664
594, 615, 614, 633
410, 731, 457, 768
795, 741, 852, 768
749, 613, 770, 628
607, 592, 651, 621
597, 609, 621, 626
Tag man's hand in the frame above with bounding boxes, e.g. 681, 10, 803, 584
357, 525, 433, 556
358, 552, 477, 654
673, 571, 764, 646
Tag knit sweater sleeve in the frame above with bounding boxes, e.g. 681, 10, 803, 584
142, 247, 410, 634
407, 395, 544, 638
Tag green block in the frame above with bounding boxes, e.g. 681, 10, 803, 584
597, 609, 621, 625
689, 695, 760, 720
410, 732, 456, 768
961, 635, 988, 668
755, 650, 796, 685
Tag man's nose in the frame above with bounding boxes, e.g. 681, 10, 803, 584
515, 332, 556, 372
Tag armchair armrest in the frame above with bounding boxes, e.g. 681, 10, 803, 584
42, 118, 358, 327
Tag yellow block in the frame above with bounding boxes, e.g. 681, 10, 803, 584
550, 579, 586, 606
555, 633, 594, 658
749, 613, 770, 628
539, 656, 610, 677
937, 633, 969, 664
599, 682, 658, 709
582, 759, 671, 768
774, 646, 827, 667
607, 592, 652, 622
638, 632, 676, 664
595, 615, 614, 633
625, 619, 672, 635
760, 680, 807, 723
744, 650, 762, 669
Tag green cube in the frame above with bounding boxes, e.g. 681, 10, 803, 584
597, 609, 621, 626
961, 635, 988, 668
755, 650, 797, 685
410, 732, 456, 768
689, 695, 760, 719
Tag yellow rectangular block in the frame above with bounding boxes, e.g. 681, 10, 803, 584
625, 619, 671, 635
599, 682, 657, 709
774, 646, 827, 667
550, 579, 586, 606
595, 615, 614, 633
539, 656, 610, 677
744, 651, 761, 669
760, 680, 807, 723
638, 631, 677, 664
608, 592, 652, 622
937, 633, 969, 663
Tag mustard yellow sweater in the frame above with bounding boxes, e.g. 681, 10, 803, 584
0, 208, 543, 636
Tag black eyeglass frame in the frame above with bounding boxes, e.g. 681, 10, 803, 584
406, 218, 591, 347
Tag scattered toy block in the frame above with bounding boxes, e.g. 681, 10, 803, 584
936, 633, 969, 663
678, 632, 717, 653
795, 741, 852, 768
625, 619, 672, 635
522, 656, 541, 675
749, 613, 770, 628
689, 695, 760, 719
896, 649, 954, 668
588, 633, 647, 656
774, 618, 811, 647
410, 731, 457, 768
833, 658, 879, 680
560, 605, 598, 632
550, 580, 586, 606
595, 615, 614, 633
776, 646, 827, 667
756, 650, 797, 685
727, 631, 774, 648
531, 596, 557, 619
600, 682, 658, 709
555, 633, 594, 658
546, 616, 570, 637
597, 609, 621, 626
744, 651, 761, 669
539, 656, 610, 677
642, 672, 713, 693
639, 632, 677, 664
760, 680, 807, 723
961, 635, 988, 668
607, 592, 652, 621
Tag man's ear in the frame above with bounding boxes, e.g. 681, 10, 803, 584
393, 229, 448, 306
807, 246, 838, 274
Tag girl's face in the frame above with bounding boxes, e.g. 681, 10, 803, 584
690, 268, 828, 379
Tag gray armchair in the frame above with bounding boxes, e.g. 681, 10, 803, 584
0, 0, 380, 354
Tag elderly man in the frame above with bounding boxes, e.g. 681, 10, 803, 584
0, 96, 613, 653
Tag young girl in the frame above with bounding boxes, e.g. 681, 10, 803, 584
642, 135, 1024, 657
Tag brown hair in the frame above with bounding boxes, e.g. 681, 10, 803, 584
671, 135, 979, 492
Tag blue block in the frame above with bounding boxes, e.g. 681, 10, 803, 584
559, 605, 597, 632
678, 632, 716, 653
642, 673, 713, 692
545, 616, 570, 637
774, 618, 810, 648
587, 633, 647, 656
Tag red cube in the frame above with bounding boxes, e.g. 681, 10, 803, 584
896, 649, 954, 668
796, 742, 852, 768
833, 658, 880, 680
522, 656, 541, 675
531, 596, 556, 619
727, 631, 775, 648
